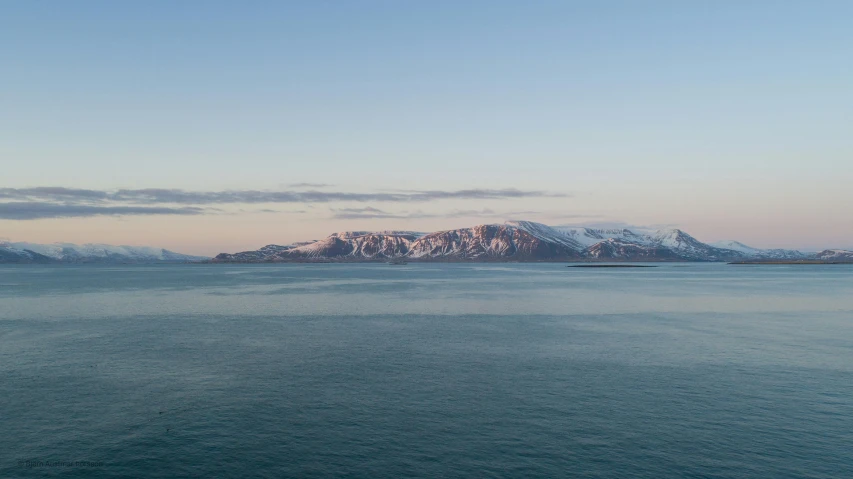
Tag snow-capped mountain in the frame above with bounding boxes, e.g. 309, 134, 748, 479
216, 225, 580, 261
709, 240, 807, 260
0, 246, 55, 263
214, 220, 853, 263
213, 221, 792, 262
815, 249, 853, 261
505, 222, 747, 260
5, 223, 843, 265
0, 241, 208, 263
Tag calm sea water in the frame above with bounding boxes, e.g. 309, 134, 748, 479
1, 263, 852, 478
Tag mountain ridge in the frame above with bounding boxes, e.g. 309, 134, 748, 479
213, 221, 841, 263
0, 241, 208, 263
3, 221, 848, 264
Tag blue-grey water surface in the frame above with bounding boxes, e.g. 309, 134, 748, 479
1, 263, 852, 478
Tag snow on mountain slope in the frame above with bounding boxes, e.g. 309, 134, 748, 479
710, 240, 807, 259
331, 230, 426, 239
710, 240, 762, 254
6, 222, 835, 264
283, 232, 420, 259
584, 238, 680, 260
406, 224, 580, 259
552, 226, 654, 248
815, 249, 853, 261
214, 223, 582, 262
0, 241, 207, 263
406, 225, 509, 258
646, 229, 739, 260
214, 244, 295, 262
0, 244, 55, 263
514, 223, 741, 260
210, 220, 838, 262
504, 221, 586, 251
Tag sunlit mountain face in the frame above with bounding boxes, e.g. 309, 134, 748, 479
212, 221, 821, 262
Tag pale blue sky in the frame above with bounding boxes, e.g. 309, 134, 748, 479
1, 1, 851, 254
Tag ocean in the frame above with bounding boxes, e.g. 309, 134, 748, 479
1, 263, 852, 478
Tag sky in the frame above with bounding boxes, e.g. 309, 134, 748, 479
1, 1, 851, 255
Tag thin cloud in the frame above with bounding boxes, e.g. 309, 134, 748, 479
288, 182, 334, 188
330, 207, 548, 220
0, 187, 569, 220
110, 187, 565, 204
408, 189, 568, 201
0, 187, 565, 205
233, 208, 308, 214
333, 207, 388, 215
0, 187, 110, 202
0, 202, 208, 220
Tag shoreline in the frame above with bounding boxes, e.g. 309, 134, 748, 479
728, 261, 853, 265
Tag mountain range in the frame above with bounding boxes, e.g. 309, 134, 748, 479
0, 241, 207, 263
3, 221, 851, 264
212, 221, 853, 263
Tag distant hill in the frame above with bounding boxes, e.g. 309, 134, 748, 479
212, 220, 838, 263
0, 241, 208, 263
6, 221, 845, 264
